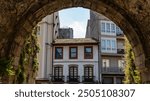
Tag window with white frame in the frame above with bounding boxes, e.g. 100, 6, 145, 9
100, 21, 116, 35
101, 38, 117, 53
102, 59, 110, 67
118, 60, 125, 68
101, 40, 106, 50
107, 40, 111, 50
116, 26, 123, 35
101, 22, 105, 32
112, 40, 116, 50
111, 23, 115, 33
106, 23, 110, 33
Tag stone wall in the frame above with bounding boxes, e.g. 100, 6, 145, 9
0, 0, 150, 83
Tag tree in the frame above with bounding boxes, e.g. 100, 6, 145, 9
124, 38, 141, 84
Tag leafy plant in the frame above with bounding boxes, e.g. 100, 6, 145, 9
124, 38, 141, 84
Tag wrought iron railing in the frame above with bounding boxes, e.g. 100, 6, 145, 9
102, 67, 124, 74
117, 49, 125, 54
67, 76, 80, 83
51, 76, 64, 82
82, 76, 95, 83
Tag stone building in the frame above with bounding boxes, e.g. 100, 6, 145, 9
86, 11, 125, 84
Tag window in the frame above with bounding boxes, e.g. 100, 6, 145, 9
69, 66, 78, 77
84, 65, 94, 82
112, 40, 116, 50
106, 23, 110, 33
101, 38, 117, 53
55, 47, 63, 59
53, 66, 63, 81
102, 59, 110, 67
69, 47, 77, 59
118, 60, 125, 68
68, 66, 78, 82
116, 26, 123, 35
107, 40, 111, 50
111, 23, 115, 33
101, 40, 106, 50
101, 22, 105, 32
84, 66, 93, 77
84, 46, 93, 59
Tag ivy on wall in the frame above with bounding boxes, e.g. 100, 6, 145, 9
15, 28, 40, 83
124, 38, 141, 84
0, 58, 15, 82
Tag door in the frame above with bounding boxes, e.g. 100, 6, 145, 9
69, 66, 78, 82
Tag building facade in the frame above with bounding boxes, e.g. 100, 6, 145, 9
58, 27, 73, 39
86, 11, 125, 84
51, 38, 99, 83
36, 12, 60, 83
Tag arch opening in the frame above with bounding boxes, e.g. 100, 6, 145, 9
1, 0, 149, 83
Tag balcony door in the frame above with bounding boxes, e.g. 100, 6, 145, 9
84, 66, 94, 82
69, 66, 78, 82
54, 66, 63, 82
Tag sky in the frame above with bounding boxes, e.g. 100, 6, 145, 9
59, 7, 90, 38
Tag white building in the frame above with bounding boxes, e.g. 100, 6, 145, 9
36, 12, 60, 83
51, 38, 100, 83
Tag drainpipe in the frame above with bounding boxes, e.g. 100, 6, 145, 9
51, 13, 55, 81
98, 40, 102, 84
98, 20, 102, 84
51, 43, 54, 81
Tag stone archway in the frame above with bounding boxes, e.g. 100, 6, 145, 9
0, 0, 150, 83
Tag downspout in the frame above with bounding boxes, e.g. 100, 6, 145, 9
98, 20, 102, 84
51, 13, 55, 79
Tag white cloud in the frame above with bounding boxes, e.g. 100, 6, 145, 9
68, 21, 86, 38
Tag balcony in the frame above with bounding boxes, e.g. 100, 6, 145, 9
117, 49, 125, 54
67, 76, 80, 83
51, 76, 64, 83
102, 67, 124, 74
82, 76, 95, 83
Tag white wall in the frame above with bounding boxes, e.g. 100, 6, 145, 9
53, 45, 99, 82
37, 12, 60, 80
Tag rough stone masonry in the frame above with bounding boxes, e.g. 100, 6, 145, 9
0, 0, 150, 83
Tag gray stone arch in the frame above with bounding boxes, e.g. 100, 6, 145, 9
1, 0, 150, 83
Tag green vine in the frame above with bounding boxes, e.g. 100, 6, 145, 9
16, 27, 40, 83
124, 38, 141, 84
0, 58, 15, 77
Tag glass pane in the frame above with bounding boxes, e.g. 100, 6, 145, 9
70, 47, 77, 58
111, 23, 115, 33
107, 40, 111, 50
69, 67, 78, 77
106, 23, 110, 33
85, 48, 92, 53
112, 40, 116, 50
55, 48, 63, 59
71, 48, 76, 52
101, 40, 106, 50
101, 22, 105, 32
54, 67, 63, 76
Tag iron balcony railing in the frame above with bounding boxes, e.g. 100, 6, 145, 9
51, 76, 64, 82
102, 67, 124, 74
82, 76, 95, 83
67, 76, 80, 83
117, 49, 125, 54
